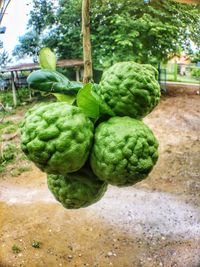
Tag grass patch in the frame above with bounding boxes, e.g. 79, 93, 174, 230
0, 165, 5, 173
31, 240, 41, 248
166, 74, 199, 84
18, 166, 32, 173
0, 120, 19, 143
3, 124, 19, 134
0, 143, 16, 163
0, 88, 31, 107
0, 120, 14, 130
11, 165, 32, 177
12, 244, 21, 254
19, 154, 28, 161
0, 143, 26, 176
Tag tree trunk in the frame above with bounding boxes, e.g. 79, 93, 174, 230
82, 0, 93, 84
0, 0, 12, 25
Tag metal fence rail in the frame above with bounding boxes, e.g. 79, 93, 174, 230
162, 63, 200, 84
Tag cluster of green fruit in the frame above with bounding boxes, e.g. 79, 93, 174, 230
20, 49, 160, 209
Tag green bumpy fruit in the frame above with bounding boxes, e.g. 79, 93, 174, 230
97, 62, 160, 119
20, 102, 94, 175
91, 117, 159, 186
47, 167, 108, 209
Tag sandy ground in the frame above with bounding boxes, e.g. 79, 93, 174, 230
0, 94, 200, 267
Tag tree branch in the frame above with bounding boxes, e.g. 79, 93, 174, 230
82, 0, 93, 84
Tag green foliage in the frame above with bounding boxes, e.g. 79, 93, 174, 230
91, 117, 159, 186
28, 0, 55, 34
27, 49, 83, 103
17, 87, 31, 103
52, 93, 76, 104
0, 143, 16, 163
77, 83, 100, 120
0, 165, 5, 173
12, 245, 21, 254
31, 240, 41, 248
13, 0, 200, 67
191, 51, 200, 63
90, 0, 199, 67
12, 31, 40, 61
10, 166, 32, 177
27, 49, 113, 118
0, 120, 13, 131
4, 124, 18, 134
0, 88, 31, 107
43, 0, 82, 60
0, 91, 13, 106
191, 66, 200, 79
0, 50, 12, 67
77, 83, 115, 120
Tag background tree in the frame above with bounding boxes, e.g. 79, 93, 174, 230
90, 0, 199, 67
0, 50, 12, 67
12, 31, 40, 62
27, 0, 55, 34
13, 0, 200, 69
191, 51, 200, 63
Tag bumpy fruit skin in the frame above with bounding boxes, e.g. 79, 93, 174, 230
20, 102, 94, 175
97, 62, 160, 119
91, 117, 159, 186
47, 167, 108, 209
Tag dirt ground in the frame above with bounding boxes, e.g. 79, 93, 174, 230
0, 93, 200, 267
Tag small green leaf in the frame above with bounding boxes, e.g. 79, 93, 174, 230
39, 47, 57, 70
99, 101, 115, 117
53, 93, 76, 104
77, 83, 100, 119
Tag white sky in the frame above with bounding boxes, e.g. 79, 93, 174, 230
0, 0, 33, 63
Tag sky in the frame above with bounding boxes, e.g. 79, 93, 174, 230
0, 0, 33, 63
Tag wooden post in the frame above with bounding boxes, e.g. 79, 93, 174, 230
29, 86, 32, 101
75, 67, 80, 82
82, 0, 93, 84
11, 71, 17, 106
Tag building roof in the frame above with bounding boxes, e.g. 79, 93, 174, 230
168, 53, 191, 65
0, 59, 84, 73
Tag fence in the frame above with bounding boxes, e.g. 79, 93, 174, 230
161, 63, 200, 84
0, 76, 28, 90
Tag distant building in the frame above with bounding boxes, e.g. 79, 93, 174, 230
168, 53, 191, 76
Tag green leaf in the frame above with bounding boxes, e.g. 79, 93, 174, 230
39, 47, 57, 70
77, 83, 100, 120
99, 101, 115, 117
53, 93, 76, 104
27, 69, 83, 95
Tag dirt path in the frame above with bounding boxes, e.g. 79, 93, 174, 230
0, 95, 200, 267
